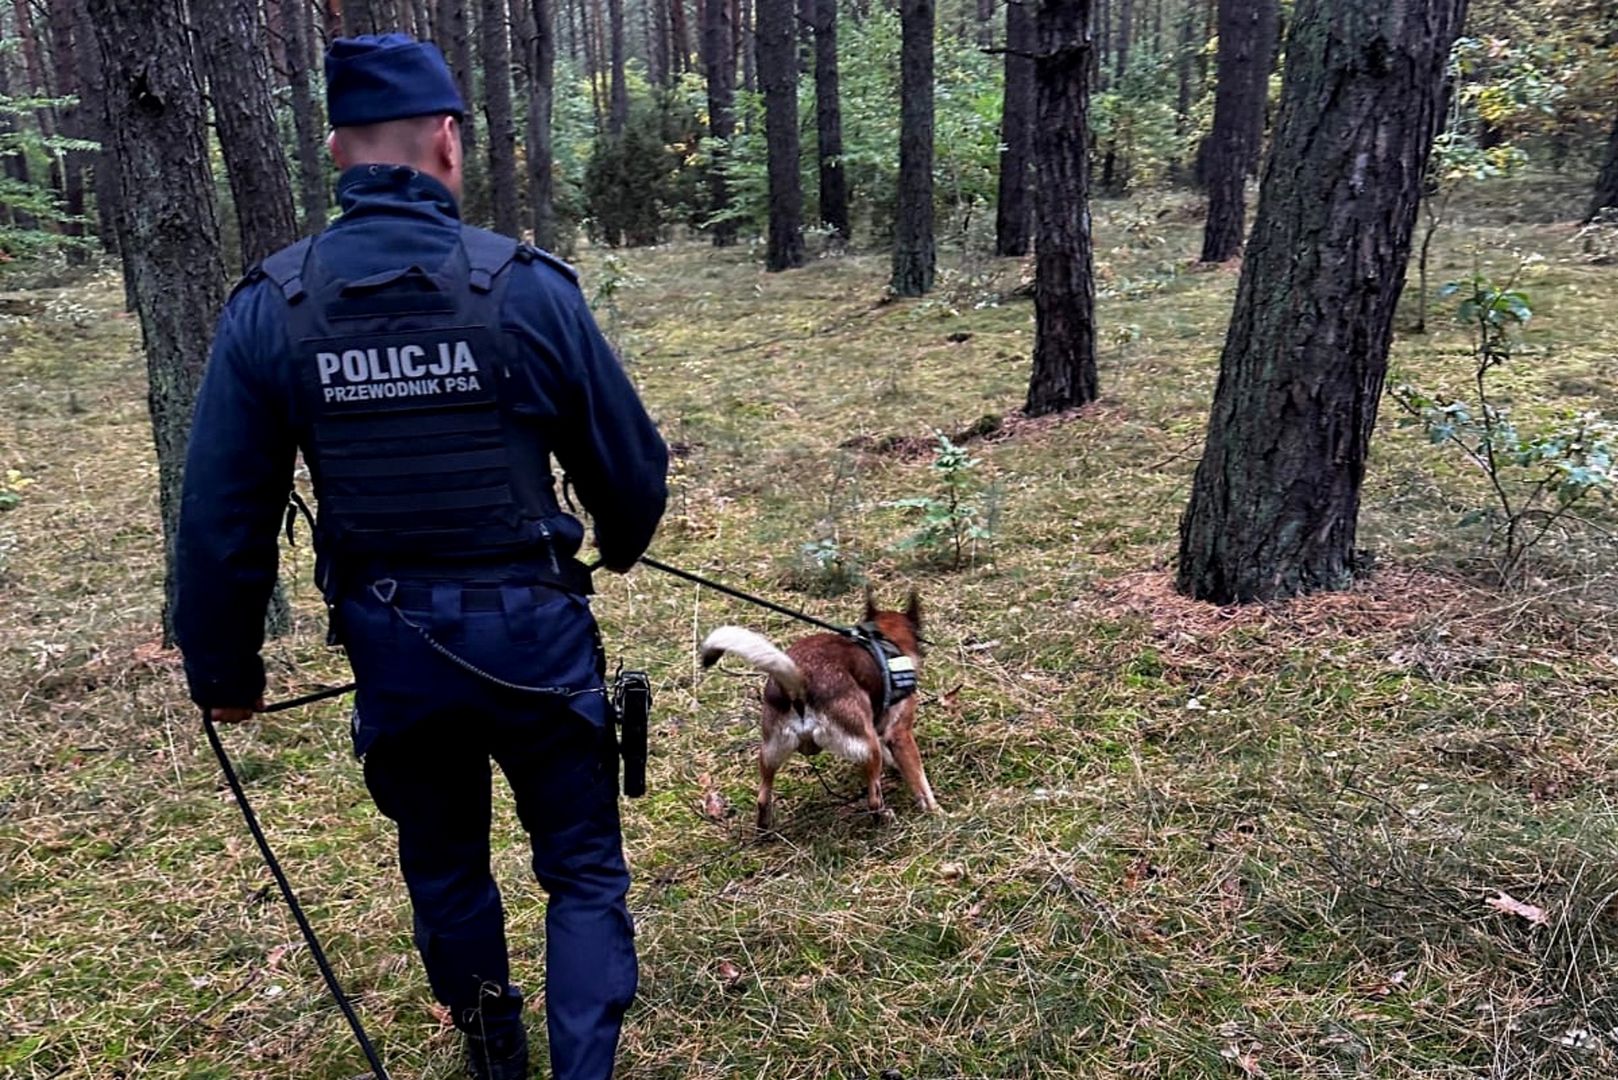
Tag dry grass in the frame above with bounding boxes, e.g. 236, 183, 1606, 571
4, 174, 1618, 1078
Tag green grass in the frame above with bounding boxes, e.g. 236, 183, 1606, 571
4, 177, 1618, 1077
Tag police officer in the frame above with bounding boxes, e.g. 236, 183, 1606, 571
174, 33, 667, 1080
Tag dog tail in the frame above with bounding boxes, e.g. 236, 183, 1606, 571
700, 626, 806, 702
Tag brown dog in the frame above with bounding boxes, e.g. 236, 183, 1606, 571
700, 590, 940, 829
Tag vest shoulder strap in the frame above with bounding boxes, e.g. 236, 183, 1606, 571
462, 227, 581, 292
250, 237, 314, 303
461, 228, 521, 293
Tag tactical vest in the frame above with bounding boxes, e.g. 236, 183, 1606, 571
258, 229, 563, 567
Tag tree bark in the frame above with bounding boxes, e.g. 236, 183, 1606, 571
976, 0, 994, 47
1025, 0, 1097, 416
813, 0, 847, 239
651, 0, 670, 85
48, 0, 89, 260
740, 0, 755, 93
1588, 114, 1618, 222
993, 0, 1033, 257
584, 0, 604, 127
15, 0, 64, 203
704, 0, 738, 245
282, 0, 331, 235
436, 0, 484, 221
1198, 0, 1275, 263
670, 0, 690, 72
891, 0, 934, 295
0, 9, 35, 232
197, 0, 300, 269
607, 0, 629, 133
1113, 0, 1130, 80
351, 0, 406, 30
796, 0, 813, 71
757, 0, 803, 269
1098, 0, 1132, 192
69, 0, 117, 255
87, 0, 228, 641
1177, 0, 1469, 604
514, 0, 557, 247
479, 0, 521, 235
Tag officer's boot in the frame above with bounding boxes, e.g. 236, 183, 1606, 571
458, 984, 530, 1080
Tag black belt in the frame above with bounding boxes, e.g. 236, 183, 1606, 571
383, 580, 575, 612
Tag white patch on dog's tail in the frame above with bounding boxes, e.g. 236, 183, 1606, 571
700, 626, 805, 700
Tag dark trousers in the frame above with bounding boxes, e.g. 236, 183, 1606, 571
344, 588, 636, 1080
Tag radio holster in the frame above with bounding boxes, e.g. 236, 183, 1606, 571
612, 669, 651, 798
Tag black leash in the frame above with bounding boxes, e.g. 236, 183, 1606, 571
260, 682, 355, 713
636, 555, 854, 637
255, 555, 860, 715
201, 708, 391, 1079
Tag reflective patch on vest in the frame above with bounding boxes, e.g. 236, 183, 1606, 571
305, 326, 498, 414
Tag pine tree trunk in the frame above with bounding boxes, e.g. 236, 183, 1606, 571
1113, 0, 1130, 80
48, 0, 89, 262
1588, 114, 1618, 222
480, 0, 521, 235
757, 0, 804, 269
198, 0, 300, 269
1025, 0, 1097, 416
1247, 0, 1278, 176
652, 0, 670, 84
436, 0, 485, 221
607, 0, 629, 133
1096, 0, 1109, 85
670, 0, 690, 72
891, 0, 934, 295
15, 0, 64, 205
87, 0, 228, 643
415, 0, 434, 35
0, 14, 35, 232
585, 0, 605, 127
1198, 0, 1274, 262
68, 0, 116, 256
1177, 0, 1469, 604
1099, 0, 1131, 193
704, 0, 738, 245
515, 0, 557, 247
813, 0, 847, 239
993, 0, 1033, 257
740, 0, 756, 93
564, 0, 581, 65
282, 0, 331, 235
796, 0, 813, 71
1174, 4, 1193, 133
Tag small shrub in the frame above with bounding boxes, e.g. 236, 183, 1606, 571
1390, 271, 1618, 584
784, 537, 865, 598
885, 432, 994, 570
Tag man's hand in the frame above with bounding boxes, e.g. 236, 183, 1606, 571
210, 698, 265, 725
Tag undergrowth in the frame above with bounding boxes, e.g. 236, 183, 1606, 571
3, 180, 1618, 1078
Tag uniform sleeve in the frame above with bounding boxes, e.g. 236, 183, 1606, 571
549, 289, 669, 572
173, 291, 297, 708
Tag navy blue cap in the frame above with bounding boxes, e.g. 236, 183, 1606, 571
325, 33, 465, 127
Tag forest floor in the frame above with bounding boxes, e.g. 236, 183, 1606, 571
5, 175, 1618, 1079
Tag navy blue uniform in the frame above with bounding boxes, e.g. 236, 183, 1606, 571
175, 165, 667, 1079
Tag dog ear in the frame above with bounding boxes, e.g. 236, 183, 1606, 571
862, 584, 878, 624
905, 589, 923, 631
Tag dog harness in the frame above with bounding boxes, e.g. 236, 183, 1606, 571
854, 622, 918, 718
